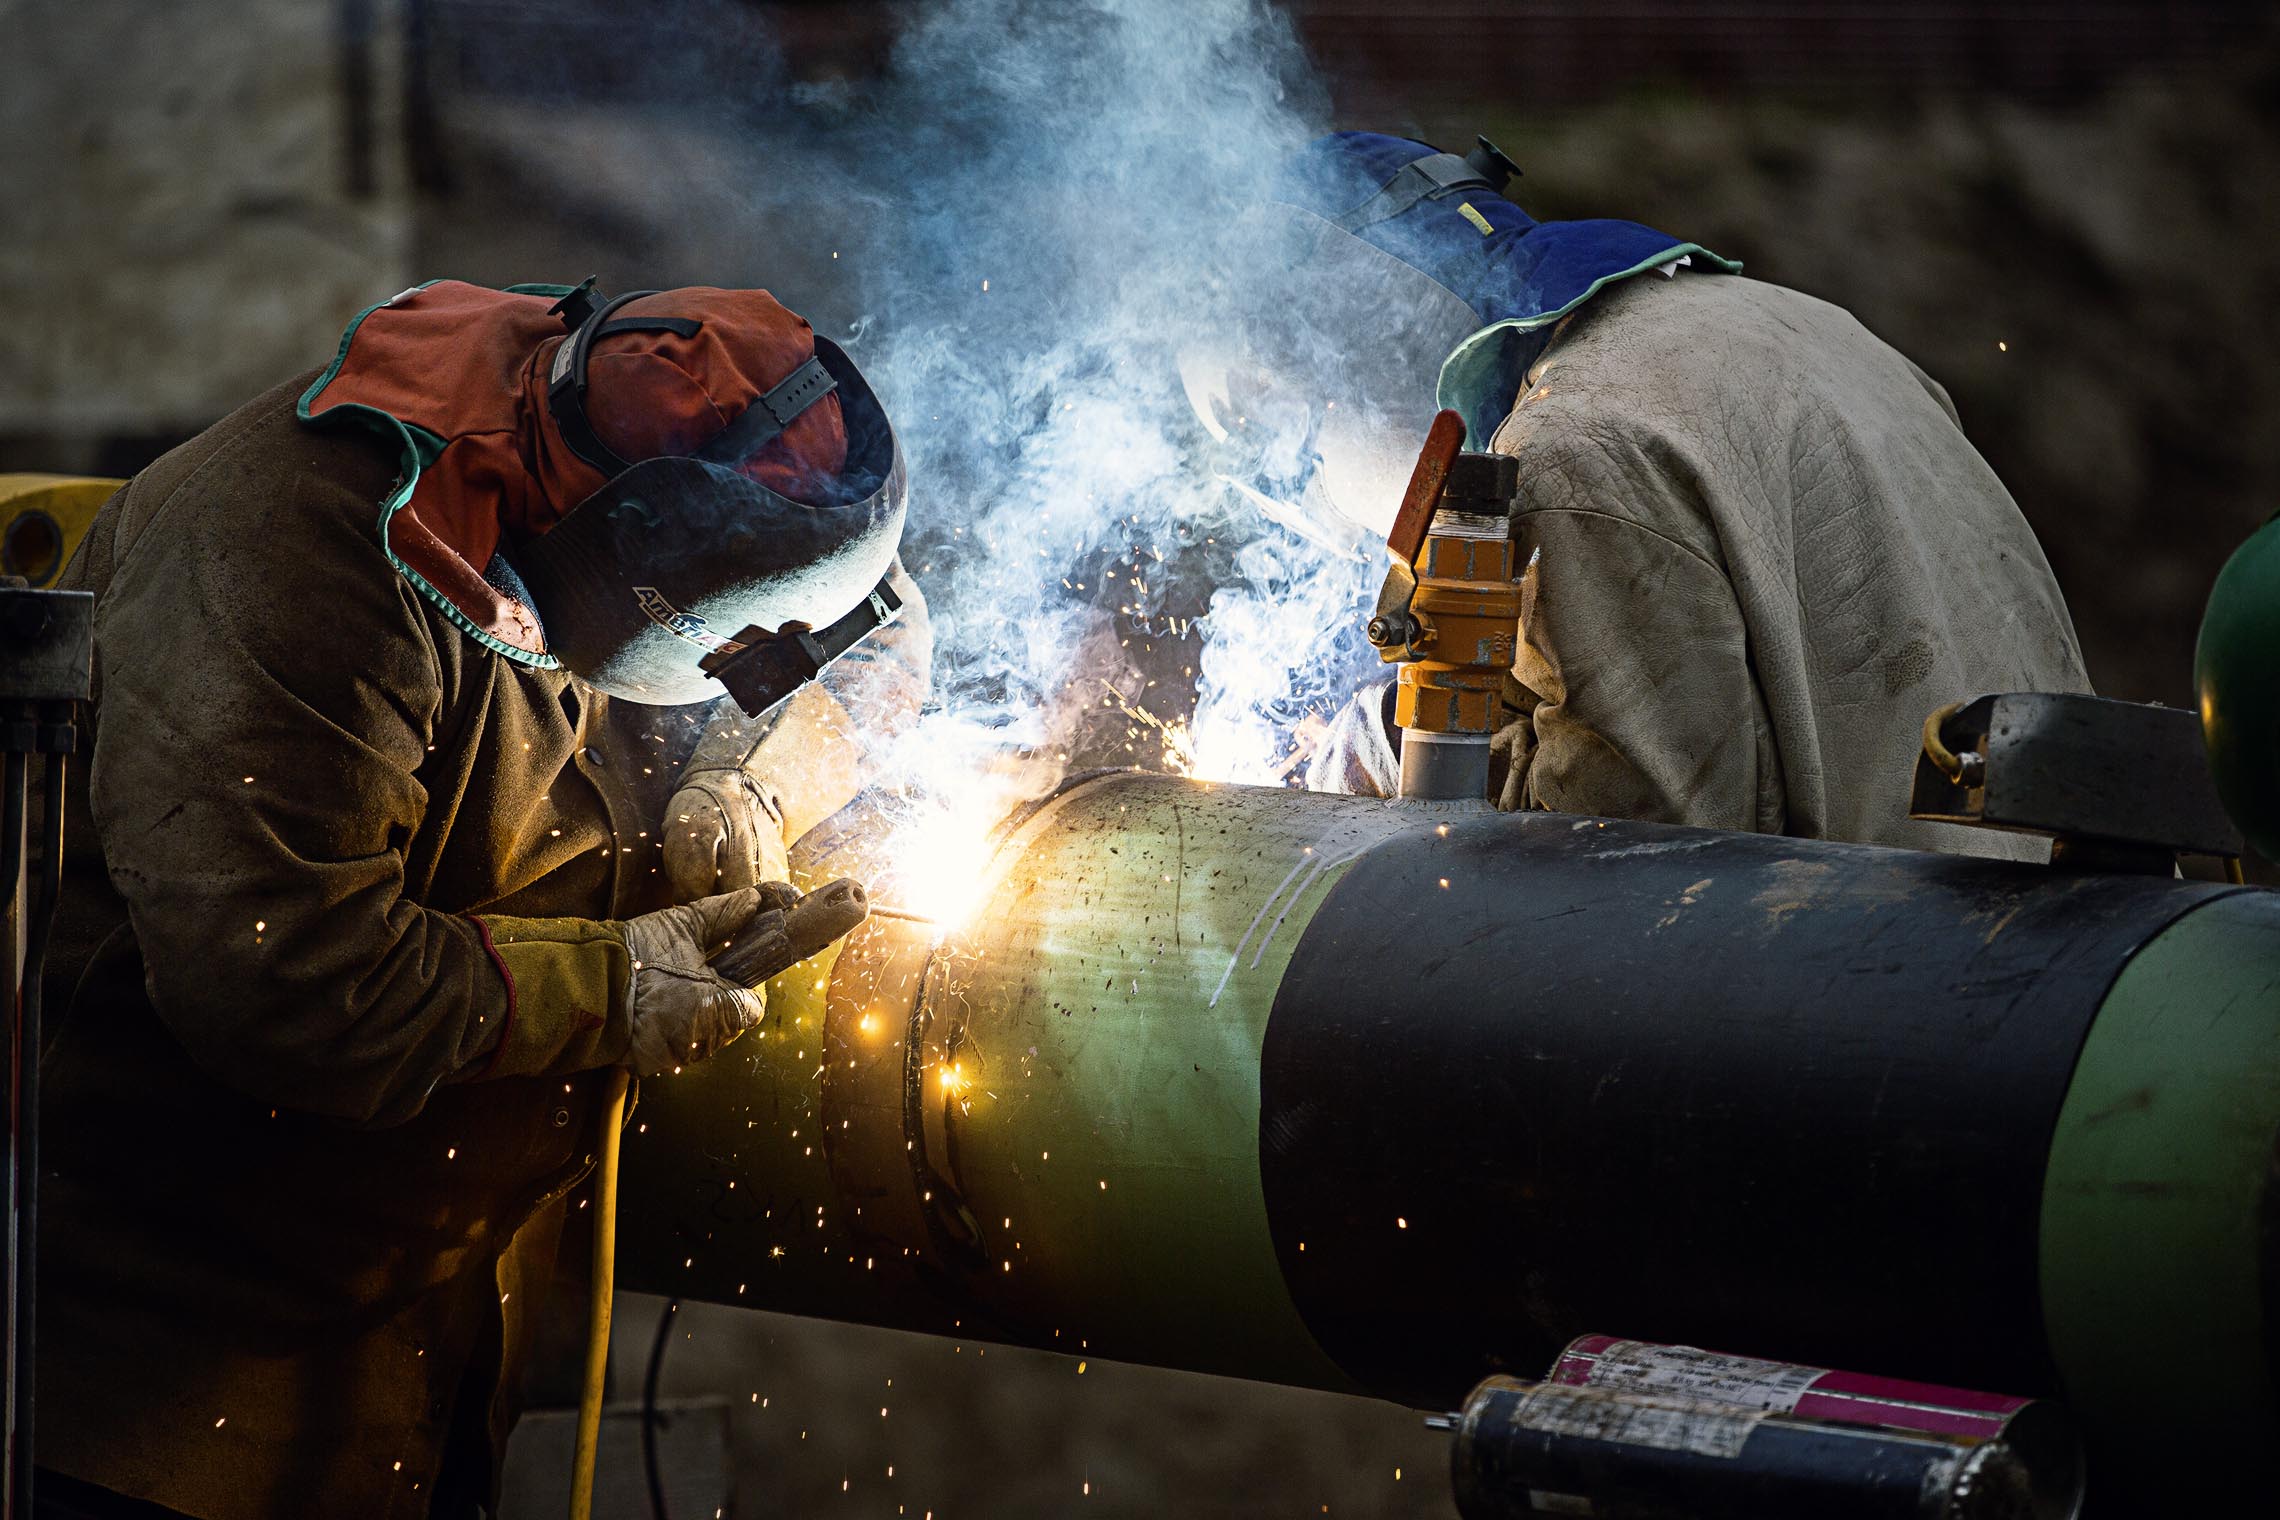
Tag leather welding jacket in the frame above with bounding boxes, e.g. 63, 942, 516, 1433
38, 373, 695, 1520
1321, 270, 2090, 858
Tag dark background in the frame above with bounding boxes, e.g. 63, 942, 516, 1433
6, 3, 2277, 1515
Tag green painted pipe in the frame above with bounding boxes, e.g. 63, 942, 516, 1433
2041, 889, 2280, 1498
2197, 514, 2280, 861
617, 776, 1408, 1382
616, 773, 2280, 1499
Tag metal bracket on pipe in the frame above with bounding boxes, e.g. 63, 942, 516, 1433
1910, 691, 2243, 870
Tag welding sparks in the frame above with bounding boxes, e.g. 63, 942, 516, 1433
1159, 715, 1200, 775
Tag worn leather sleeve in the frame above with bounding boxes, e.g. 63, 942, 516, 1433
1481, 272, 2085, 856
464, 915, 634, 1079
81, 412, 627, 1126
1494, 436, 1782, 833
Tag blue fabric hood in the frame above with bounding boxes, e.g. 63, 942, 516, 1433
1271, 132, 1741, 444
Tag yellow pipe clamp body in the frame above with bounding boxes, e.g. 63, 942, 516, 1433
1391, 521, 1522, 740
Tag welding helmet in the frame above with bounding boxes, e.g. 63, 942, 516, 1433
515, 280, 908, 712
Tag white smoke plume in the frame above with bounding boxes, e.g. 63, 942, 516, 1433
766, 0, 1381, 779
710, 0, 1404, 911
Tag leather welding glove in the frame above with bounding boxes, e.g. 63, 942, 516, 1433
663, 561, 932, 898
1303, 676, 1401, 798
662, 764, 794, 900
1489, 670, 1547, 812
620, 886, 791, 1075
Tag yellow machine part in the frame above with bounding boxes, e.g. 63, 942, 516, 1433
1, 473, 121, 587
1392, 527, 1522, 737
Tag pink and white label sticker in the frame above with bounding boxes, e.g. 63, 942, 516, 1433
1552, 1334, 2034, 1440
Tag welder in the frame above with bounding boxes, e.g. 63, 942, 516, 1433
1187, 133, 2088, 856
33, 279, 924, 1520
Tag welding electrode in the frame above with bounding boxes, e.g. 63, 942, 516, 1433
570, 877, 872, 1520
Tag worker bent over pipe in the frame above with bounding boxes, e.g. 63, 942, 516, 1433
34, 279, 918, 1520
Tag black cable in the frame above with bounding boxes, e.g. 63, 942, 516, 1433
641, 1295, 679, 1520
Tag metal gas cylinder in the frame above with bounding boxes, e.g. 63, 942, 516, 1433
1446, 1336, 2081, 1520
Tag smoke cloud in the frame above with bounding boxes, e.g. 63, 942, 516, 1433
743, 0, 1388, 799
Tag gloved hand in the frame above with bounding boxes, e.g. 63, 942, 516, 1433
620, 885, 797, 1075
662, 768, 792, 899
1303, 677, 1401, 798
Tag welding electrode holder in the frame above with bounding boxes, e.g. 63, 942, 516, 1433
711, 877, 873, 988
572, 875, 873, 1520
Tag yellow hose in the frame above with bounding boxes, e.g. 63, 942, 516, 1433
570, 1067, 631, 1520
1922, 701, 1967, 783
2226, 856, 2248, 886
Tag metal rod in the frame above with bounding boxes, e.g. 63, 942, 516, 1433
7, 745, 60, 1520
1396, 730, 1492, 802
0, 588, 89, 1520
1, 747, 22, 1520
2, 750, 21, 928
864, 904, 940, 926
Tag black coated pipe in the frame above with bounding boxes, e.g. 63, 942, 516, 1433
1259, 809, 2229, 1405
618, 774, 2276, 1507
